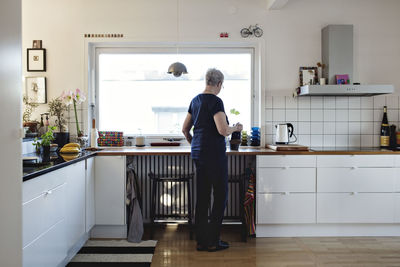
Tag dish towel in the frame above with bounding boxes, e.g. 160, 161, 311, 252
126, 159, 144, 243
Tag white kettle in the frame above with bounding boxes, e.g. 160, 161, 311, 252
275, 123, 294, 144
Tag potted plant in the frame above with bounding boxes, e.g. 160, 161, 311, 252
62, 88, 88, 147
48, 97, 69, 147
23, 95, 39, 135
229, 108, 241, 150
32, 126, 56, 159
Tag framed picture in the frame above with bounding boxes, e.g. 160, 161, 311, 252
299, 67, 318, 86
27, 49, 46, 72
336, 74, 350, 84
25, 76, 47, 104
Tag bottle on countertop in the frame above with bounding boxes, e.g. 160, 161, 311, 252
389, 125, 397, 150
380, 106, 390, 149
90, 118, 98, 148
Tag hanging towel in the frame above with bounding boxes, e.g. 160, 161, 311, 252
244, 168, 256, 236
126, 160, 144, 243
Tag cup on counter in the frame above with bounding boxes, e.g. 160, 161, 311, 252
135, 136, 145, 147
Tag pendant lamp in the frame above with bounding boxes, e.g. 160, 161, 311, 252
167, 0, 187, 77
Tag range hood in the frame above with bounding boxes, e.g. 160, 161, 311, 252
298, 84, 394, 97
297, 25, 394, 97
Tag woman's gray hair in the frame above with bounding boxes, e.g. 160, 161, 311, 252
205, 68, 224, 86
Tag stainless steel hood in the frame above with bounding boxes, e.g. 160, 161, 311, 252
298, 84, 394, 97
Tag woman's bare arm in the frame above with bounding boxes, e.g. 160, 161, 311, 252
182, 113, 193, 144
214, 111, 243, 137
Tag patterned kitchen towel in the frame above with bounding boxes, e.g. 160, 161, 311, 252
67, 239, 157, 267
98, 131, 124, 146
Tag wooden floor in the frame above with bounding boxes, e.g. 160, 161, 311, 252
147, 224, 400, 267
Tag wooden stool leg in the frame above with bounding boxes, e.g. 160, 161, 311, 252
150, 179, 157, 239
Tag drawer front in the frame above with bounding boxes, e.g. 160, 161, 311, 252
317, 155, 394, 168
23, 183, 66, 248
318, 168, 396, 193
23, 219, 66, 267
317, 193, 395, 223
257, 193, 316, 224
395, 194, 400, 223
257, 168, 316, 193
23, 167, 67, 203
257, 155, 316, 168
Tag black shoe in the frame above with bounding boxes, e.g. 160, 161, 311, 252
208, 240, 229, 252
196, 243, 208, 251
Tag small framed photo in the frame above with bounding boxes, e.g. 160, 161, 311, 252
27, 49, 46, 72
336, 74, 350, 85
25, 76, 47, 104
299, 67, 318, 86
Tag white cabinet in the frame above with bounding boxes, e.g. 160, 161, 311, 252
23, 160, 89, 267
95, 156, 126, 225
316, 155, 397, 224
86, 157, 95, 232
65, 161, 86, 250
23, 167, 68, 267
317, 193, 396, 223
256, 155, 317, 224
257, 193, 315, 223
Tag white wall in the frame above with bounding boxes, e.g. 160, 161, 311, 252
22, 0, 400, 138
0, 0, 22, 266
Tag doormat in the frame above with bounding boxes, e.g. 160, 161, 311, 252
66, 239, 157, 267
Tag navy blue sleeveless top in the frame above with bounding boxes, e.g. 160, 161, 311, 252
188, 94, 229, 160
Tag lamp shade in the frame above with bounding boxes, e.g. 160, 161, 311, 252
167, 62, 188, 77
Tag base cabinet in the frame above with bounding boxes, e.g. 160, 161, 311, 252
23, 159, 93, 267
256, 155, 400, 237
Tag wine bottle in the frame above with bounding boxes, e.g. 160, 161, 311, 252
380, 106, 390, 149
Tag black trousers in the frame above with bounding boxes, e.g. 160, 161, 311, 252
193, 155, 228, 246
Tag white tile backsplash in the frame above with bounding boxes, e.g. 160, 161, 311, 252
285, 96, 298, 109
311, 109, 323, 121
267, 95, 400, 148
298, 109, 311, 122
273, 96, 286, 109
273, 109, 285, 121
335, 110, 349, 122
311, 97, 323, 109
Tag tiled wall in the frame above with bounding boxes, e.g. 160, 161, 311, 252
265, 95, 400, 147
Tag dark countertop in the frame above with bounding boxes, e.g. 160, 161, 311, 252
23, 150, 97, 182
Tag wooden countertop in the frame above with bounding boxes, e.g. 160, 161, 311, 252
95, 146, 400, 156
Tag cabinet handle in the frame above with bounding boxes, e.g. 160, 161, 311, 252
283, 166, 289, 170
282, 192, 290, 195
45, 190, 53, 196
351, 192, 358, 195
351, 166, 358, 170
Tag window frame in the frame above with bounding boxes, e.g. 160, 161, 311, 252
90, 42, 262, 142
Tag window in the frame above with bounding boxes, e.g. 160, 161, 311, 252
96, 48, 253, 136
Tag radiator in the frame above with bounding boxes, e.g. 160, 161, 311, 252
128, 154, 254, 222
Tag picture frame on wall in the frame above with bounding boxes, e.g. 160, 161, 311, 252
25, 76, 47, 104
27, 48, 46, 72
299, 66, 318, 86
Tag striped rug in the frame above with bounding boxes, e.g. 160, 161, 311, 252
67, 239, 157, 267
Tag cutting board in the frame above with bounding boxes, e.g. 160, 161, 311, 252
266, 144, 309, 151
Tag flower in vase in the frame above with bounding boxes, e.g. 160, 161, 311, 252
62, 88, 86, 137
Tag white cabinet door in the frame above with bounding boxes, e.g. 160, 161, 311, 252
318, 168, 396, 193
257, 168, 316, 193
95, 156, 126, 225
23, 182, 66, 249
65, 161, 86, 249
317, 155, 394, 168
317, 193, 396, 223
23, 219, 66, 267
86, 157, 95, 232
257, 193, 316, 224
257, 155, 316, 168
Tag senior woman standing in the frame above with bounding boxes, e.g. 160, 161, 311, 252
182, 68, 243, 252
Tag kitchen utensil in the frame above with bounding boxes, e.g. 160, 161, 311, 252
275, 123, 294, 144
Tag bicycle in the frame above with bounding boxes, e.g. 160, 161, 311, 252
240, 24, 263, 38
